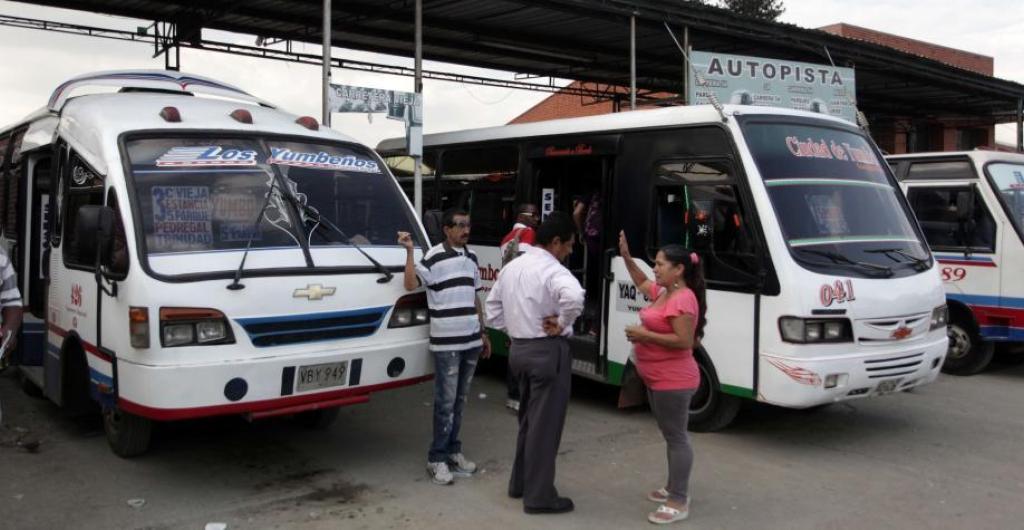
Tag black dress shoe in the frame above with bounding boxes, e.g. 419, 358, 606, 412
524, 496, 574, 514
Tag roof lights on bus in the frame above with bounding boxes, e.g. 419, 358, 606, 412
129, 307, 150, 348
230, 109, 253, 124
159, 106, 182, 123
295, 116, 319, 131
159, 308, 235, 347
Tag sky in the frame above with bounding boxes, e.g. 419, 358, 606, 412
0, 0, 1021, 147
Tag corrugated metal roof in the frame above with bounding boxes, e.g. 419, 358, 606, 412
19, 0, 1024, 123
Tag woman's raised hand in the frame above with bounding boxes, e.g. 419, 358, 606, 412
618, 230, 631, 258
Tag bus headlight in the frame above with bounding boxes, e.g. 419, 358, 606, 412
779, 317, 853, 344
389, 292, 430, 328
159, 308, 235, 347
930, 305, 948, 330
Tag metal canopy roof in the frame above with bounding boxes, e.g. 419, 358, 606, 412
19, 0, 1024, 124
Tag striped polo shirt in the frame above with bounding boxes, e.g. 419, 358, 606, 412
0, 249, 22, 309
415, 242, 483, 352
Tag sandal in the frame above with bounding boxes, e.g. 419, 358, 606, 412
647, 488, 670, 503
648, 503, 689, 524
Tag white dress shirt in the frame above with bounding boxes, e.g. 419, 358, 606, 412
485, 245, 585, 339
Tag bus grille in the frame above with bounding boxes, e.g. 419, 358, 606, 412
863, 352, 925, 379
236, 307, 390, 347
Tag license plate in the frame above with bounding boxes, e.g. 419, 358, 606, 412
875, 378, 902, 394
296, 361, 349, 392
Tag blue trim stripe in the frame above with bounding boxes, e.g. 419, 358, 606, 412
934, 254, 995, 263
979, 326, 1024, 341
947, 293, 1024, 310
89, 368, 114, 387
236, 306, 390, 326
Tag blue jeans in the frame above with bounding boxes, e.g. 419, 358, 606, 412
428, 347, 481, 463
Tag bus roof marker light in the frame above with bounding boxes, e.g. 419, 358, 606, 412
295, 116, 319, 131
159, 106, 181, 123
230, 109, 253, 124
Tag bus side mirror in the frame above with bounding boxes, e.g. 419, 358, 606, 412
422, 209, 445, 245
75, 205, 115, 269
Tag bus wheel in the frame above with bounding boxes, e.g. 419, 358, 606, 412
689, 351, 741, 432
103, 407, 153, 457
943, 316, 994, 375
295, 407, 340, 430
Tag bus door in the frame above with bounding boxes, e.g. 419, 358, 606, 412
526, 136, 618, 378
17, 151, 53, 369
607, 159, 763, 396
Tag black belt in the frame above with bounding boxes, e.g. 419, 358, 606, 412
511, 336, 567, 344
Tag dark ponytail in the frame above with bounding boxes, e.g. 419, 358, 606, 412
660, 245, 707, 341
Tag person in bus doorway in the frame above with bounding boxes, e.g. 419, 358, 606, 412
572, 192, 603, 335
398, 208, 492, 486
618, 231, 706, 525
485, 212, 585, 515
0, 244, 25, 425
498, 203, 540, 413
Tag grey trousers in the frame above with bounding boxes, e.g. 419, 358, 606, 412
508, 336, 571, 507
648, 388, 696, 504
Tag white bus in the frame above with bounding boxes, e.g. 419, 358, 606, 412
890, 150, 1024, 374
379, 104, 948, 430
2, 71, 432, 456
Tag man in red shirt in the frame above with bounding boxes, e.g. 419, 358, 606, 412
498, 203, 539, 412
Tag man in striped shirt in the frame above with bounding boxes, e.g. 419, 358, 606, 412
0, 246, 24, 374
398, 208, 491, 486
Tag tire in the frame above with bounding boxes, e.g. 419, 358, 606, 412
689, 350, 741, 432
295, 407, 340, 430
103, 406, 154, 457
943, 315, 994, 375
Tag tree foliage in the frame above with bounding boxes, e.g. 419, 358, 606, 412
719, 0, 785, 21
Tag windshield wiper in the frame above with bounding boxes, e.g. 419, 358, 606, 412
283, 192, 394, 284
227, 180, 282, 290
864, 247, 930, 271
793, 247, 893, 277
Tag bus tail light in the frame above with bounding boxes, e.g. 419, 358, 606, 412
159, 308, 235, 347
779, 317, 852, 344
930, 305, 948, 330
229, 109, 253, 124
388, 293, 429, 328
129, 307, 150, 348
295, 116, 319, 131
159, 106, 181, 123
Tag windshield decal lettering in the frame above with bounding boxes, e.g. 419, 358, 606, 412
785, 136, 880, 169
267, 148, 381, 173
151, 186, 214, 248
155, 146, 258, 167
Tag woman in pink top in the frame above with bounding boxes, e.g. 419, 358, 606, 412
618, 231, 707, 525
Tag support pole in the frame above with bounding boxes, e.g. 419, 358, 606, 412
414, 0, 423, 218
322, 0, 332, 127
682, 25, 689, 105
1017, 97, 1023, 153
629, 15, 636, 110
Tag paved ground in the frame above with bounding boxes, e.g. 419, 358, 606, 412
2, 352, 1024, 530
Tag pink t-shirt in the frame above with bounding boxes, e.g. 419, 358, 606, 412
634, 284, 701, 391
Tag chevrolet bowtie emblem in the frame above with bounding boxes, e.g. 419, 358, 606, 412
891, 326, 912, 340
293, 284, 336, 300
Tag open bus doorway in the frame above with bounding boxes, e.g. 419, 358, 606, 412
530, 153, 611, 376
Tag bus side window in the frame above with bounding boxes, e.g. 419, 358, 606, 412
105, 190, 129, 279
652, 160, 759, 283
438, 146, 517, 246
907, 186, 996, 252
61, 154, 106, 270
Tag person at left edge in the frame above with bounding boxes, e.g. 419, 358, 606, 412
398, 208, 491, 486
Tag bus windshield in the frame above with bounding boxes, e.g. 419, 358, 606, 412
986, 162, 1024, 241
125, 136, 418, 268
742, 121, 929, 278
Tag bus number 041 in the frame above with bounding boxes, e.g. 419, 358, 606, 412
820, 280, 856, 307
941, 267, 967, 282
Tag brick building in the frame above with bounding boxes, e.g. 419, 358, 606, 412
511, 23, 1003, 155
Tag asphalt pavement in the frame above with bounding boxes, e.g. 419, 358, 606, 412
2, 354, 1023, 530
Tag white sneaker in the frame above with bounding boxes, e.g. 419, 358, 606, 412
447, 453, 477, 476
427, 461, 454, 485
505, 399, 520, 412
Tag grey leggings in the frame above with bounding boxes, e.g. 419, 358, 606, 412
648, 388, 696, 504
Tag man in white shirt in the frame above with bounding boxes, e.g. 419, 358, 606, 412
485, 212, 584, 515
